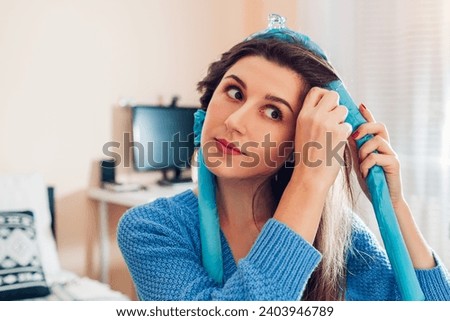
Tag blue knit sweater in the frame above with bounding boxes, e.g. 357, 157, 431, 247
117, 189, 450, 300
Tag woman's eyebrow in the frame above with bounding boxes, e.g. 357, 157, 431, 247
224, 74, 293, 113
224, 74, 246, 89
265, 94, 293, 113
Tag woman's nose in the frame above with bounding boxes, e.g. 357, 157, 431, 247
224, 102, 254, 135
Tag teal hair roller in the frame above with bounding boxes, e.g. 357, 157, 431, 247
194, 109, 223, 284
197, 148, 223, 283
326, 80, 425, 301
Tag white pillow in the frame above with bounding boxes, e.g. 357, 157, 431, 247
0, 173, 61, 276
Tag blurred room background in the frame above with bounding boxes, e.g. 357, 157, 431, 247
1, 0, 448, 300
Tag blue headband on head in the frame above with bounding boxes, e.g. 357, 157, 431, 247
194, 14, 424, 300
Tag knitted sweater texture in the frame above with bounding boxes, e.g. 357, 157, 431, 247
117, 189, 450, 300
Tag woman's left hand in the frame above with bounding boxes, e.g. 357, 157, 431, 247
348, 104, 405, 206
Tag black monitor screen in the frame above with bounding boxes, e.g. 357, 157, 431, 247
131, 105, 197, 172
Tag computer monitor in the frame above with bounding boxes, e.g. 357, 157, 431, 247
131, 105, 198, 185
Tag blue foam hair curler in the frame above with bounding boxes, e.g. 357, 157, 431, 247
326, 80, 425, 301
195, 14, 425, 300
194, 109, 223, 284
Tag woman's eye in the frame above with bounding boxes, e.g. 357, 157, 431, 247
226, 87, 243, 100
264, 106, 283, 121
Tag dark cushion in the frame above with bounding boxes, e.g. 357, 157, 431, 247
0, 210, 50, 300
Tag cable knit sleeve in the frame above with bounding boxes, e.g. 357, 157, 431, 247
117, 195, 322, 301
346, 215, 450, 301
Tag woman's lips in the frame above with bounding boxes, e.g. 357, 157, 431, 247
215, 138, 243, 155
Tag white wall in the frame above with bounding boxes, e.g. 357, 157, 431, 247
0, 0, 299, 290
297, 0, 359, 98
0, 0, 248, 196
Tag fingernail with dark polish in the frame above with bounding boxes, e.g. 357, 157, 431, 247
351, 130, 360, 139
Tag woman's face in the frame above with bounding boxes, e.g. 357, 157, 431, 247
201, 55, 305, 180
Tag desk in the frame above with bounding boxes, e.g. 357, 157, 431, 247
88, 182, 195, 283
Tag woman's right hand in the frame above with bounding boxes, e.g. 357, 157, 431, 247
274, 87, 352, 243
290, 87, 352, 192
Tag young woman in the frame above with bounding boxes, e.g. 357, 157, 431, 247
117, 20, 450, 301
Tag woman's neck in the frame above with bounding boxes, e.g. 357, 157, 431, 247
214, 177, 274, 262
215, 177, 274, 230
